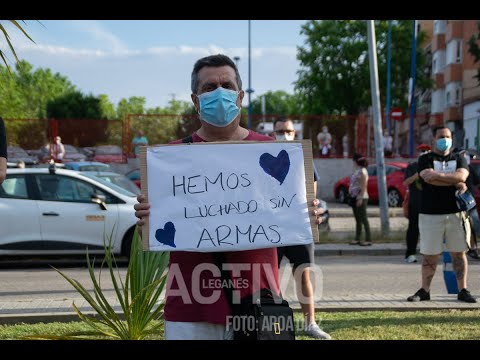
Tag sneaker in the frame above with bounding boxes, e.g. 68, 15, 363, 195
458, 288, 477, 303
359, 241, 372, 246
407, 288, 430, 302
305, 323, 332, 340
405, 255, 418, 263
349, 241, 360, 245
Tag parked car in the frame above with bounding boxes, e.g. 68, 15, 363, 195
64, 161, 111, 172
6, 146, 38, 166
93, 145, 126, 164
0, 167, 138, 257
333, 162, 408, 207
125, 168, 141, 189
83, 171, 141, 195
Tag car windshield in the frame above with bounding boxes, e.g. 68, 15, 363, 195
99, 175, 141, 195
81, 173, 136, 197
64, 145, 80, 153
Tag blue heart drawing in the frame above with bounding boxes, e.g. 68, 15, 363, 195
259, 150, 290, 185
155, 221, 176, 248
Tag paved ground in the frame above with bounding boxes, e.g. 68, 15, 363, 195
1, 252, 479, 324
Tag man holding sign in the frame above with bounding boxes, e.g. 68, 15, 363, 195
134, 54, 325, 340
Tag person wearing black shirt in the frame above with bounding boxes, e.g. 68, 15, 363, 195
0, 117, 7, 184
403, 144, 432, 263
407, 126, 476, 303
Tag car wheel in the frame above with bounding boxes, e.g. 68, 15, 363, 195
338, 187, 348, 204
122, 228, 135, 259
388, 188, 402, 207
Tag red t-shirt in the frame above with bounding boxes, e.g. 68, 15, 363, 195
163, 130, 280, 324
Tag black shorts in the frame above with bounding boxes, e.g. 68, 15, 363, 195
277, 244, 315, 270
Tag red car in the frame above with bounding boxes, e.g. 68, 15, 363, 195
333, 162, 408, 207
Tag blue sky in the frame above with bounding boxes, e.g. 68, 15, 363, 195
1, 20, 308, 108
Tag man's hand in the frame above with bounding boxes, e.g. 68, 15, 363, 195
455, 182, 468, 194
312, 199, 326, 224
134, 194, 151, 227
356, 198, 363, 208
420, 168, 439, 183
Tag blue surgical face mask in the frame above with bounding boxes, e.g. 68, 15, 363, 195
197, 87, 240, 127
436, 138, 452, 152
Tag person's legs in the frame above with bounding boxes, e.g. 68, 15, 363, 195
358, 199, 371, 243
352, 202, 363, 242
289, 245, 331, 339
408, 214, 445, 301
405, 210, 419, 258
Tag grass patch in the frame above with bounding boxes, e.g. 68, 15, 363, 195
2, 309, 480, 340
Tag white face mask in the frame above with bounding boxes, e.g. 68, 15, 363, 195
276, 133, 295, 141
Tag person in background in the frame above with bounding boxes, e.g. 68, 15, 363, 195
403, 144, 432, 263
50, 136, 66, 162
348, 153, 371, 246
407, 126, 476, 303
383, 130, 393, 158
16, 160, 25, 169
453, 148, 480, 260
317, 126, 332, 158
0, 117, 7, 184
131, 130, 149, 158
273, 116, 331, 340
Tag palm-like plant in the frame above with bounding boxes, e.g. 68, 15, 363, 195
0, 20, 37, 72
34, 226, 169, 340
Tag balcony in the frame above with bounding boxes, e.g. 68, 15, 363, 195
434, 73, 444, 89
446, 21, 463, 41
443, 106, 461, 122
444, 63, 462, 83
432, 34, 446, 52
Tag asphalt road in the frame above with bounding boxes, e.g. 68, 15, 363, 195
1, 255, 479, 303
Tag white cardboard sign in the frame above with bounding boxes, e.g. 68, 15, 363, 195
142, 141, 315, 252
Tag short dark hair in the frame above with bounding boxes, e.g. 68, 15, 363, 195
191, 54, 242, 94
273, 116, 291, 128
353, 152, 363, 162
432, 125, 450, 137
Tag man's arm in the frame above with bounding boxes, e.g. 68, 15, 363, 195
403, 164, 418, 187
420, 168, 469, 186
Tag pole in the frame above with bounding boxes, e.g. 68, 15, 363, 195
247, 20, 253, 130
385, 20, 392, 135
367, 20, 390, 236
408, 20, 418, 158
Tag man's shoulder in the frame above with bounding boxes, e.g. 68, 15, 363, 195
246, 130, 274, 142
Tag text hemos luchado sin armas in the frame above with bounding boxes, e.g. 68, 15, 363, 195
146, 141, 313, 252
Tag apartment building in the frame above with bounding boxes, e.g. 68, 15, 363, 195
430, 20, 480, 149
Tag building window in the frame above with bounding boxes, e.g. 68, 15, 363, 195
456, 41, 462, 63
446, 91, 451, 106
455, 88, 461, 105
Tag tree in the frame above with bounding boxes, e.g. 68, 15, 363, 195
0, 60, 75, 118
46, 91, 103, 119
468, 21, 480, 84
0, 20, 37, 72
117, 96, 147, 120
296, 20, 430, 154
98, 94, 117, 120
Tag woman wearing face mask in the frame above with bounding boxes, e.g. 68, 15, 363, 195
348, 153, 372, 246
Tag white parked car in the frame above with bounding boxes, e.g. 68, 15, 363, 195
0, 167, 138, 257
